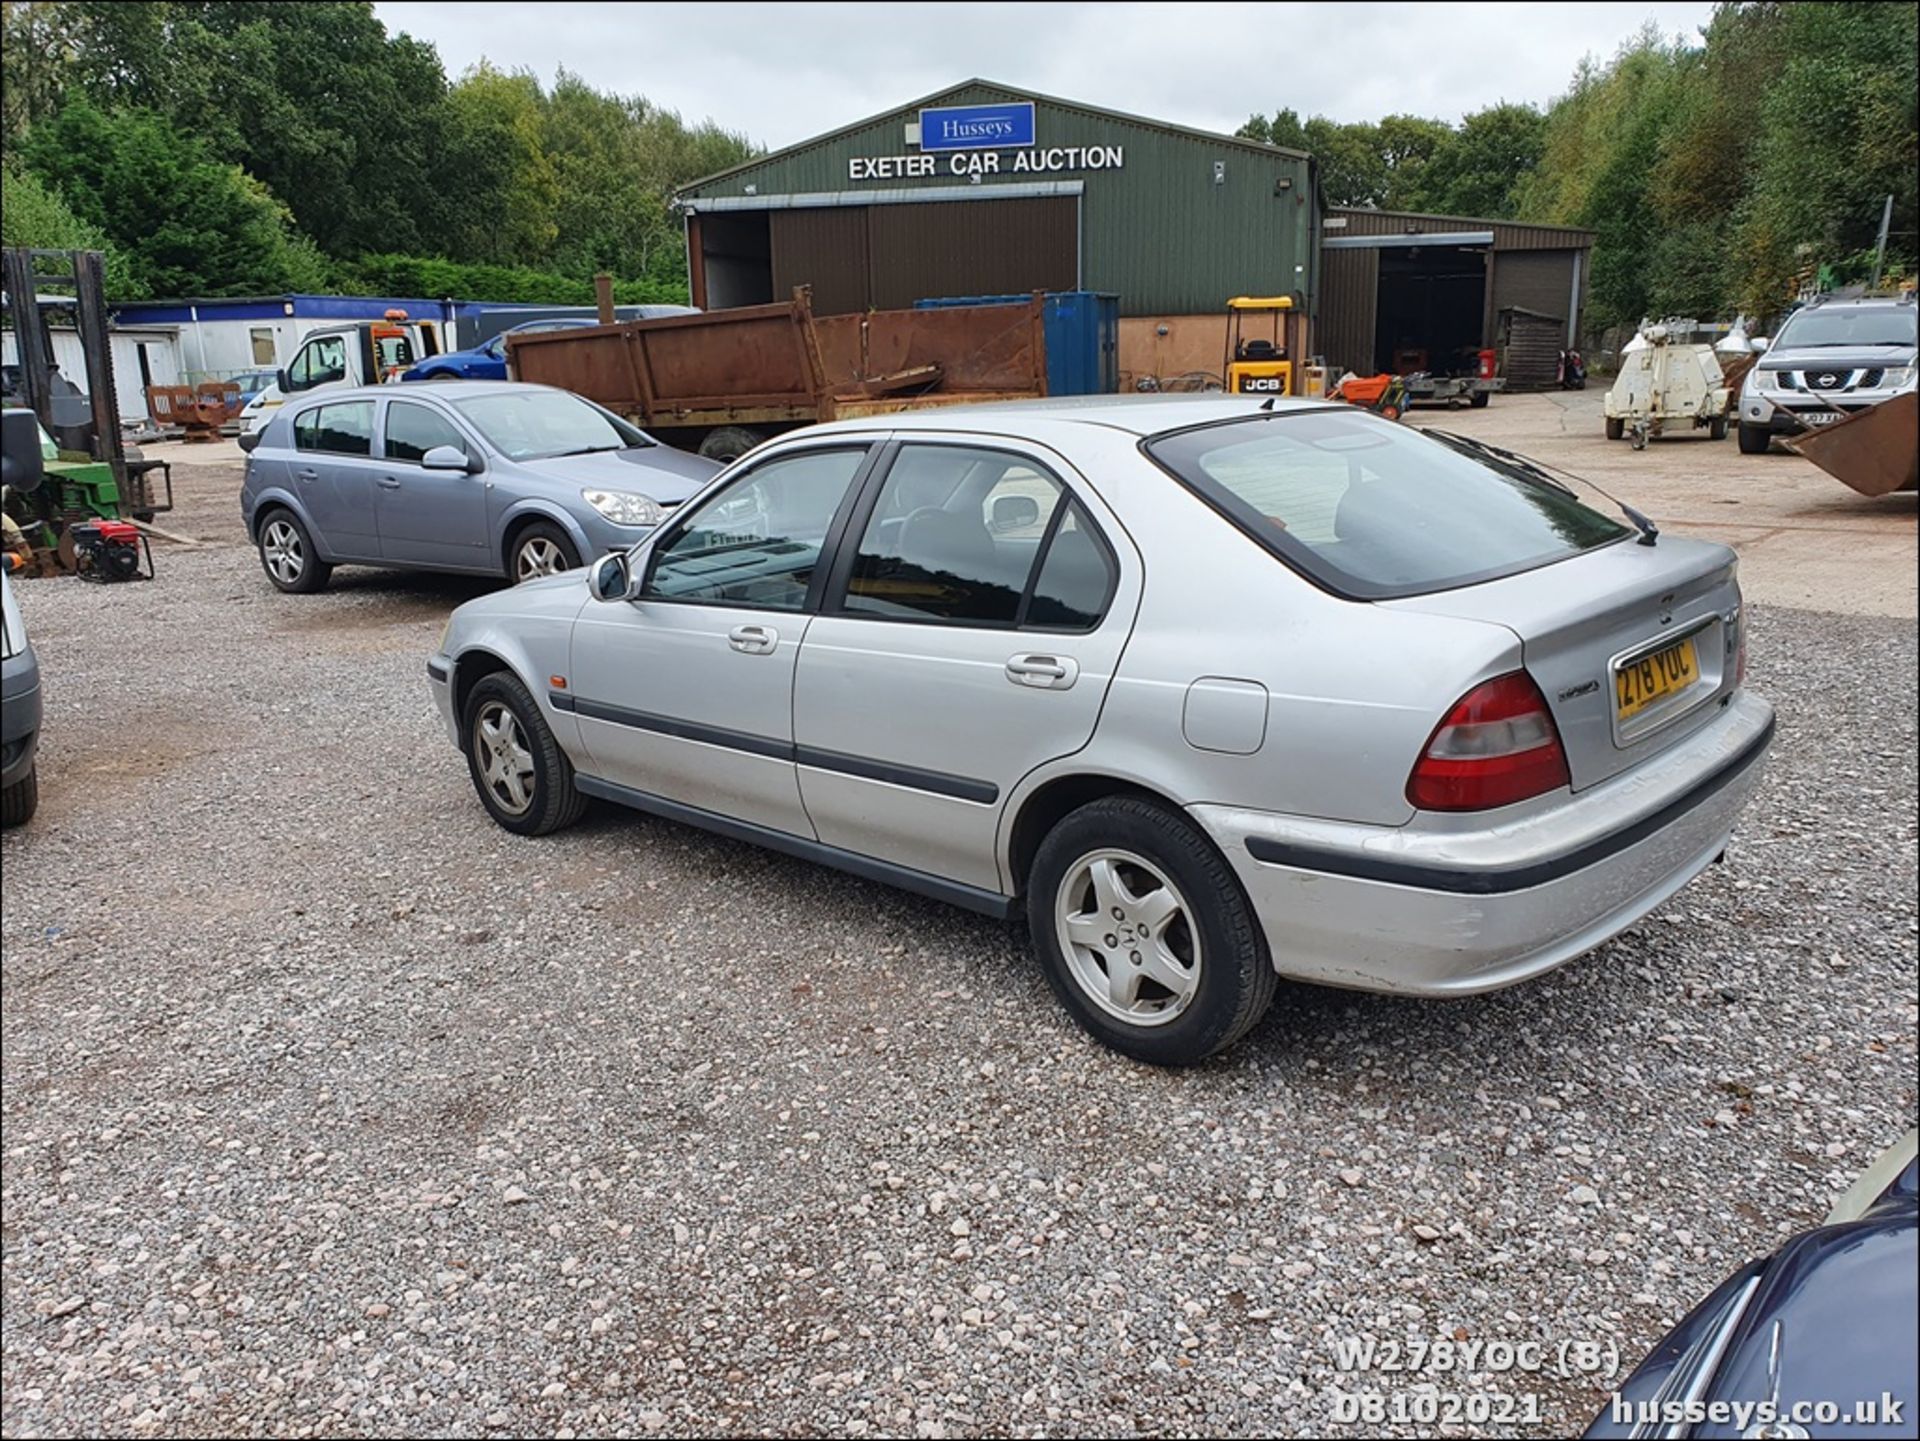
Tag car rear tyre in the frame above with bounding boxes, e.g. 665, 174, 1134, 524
1028, 797, 1276, 1066
1605, 416, 1625, 441
461, 672, 587, 837
1737, 423, 1771, 454
509, 522, 580, 584
1, 765, 37, 827
697, 426, 764, 463
257, 509, 331, 593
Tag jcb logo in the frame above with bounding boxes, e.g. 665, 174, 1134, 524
1238, 376, 1285, 392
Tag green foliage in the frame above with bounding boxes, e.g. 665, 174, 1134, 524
1518, 4, 1917, 327
1, 1, 756, 305
1240, 105, 1540, 215
335, 253, 687, 307
0, 164, 143, 295
20, 98, 325, 296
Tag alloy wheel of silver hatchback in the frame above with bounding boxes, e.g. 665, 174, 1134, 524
1055, 848, 1202, 1027
515, 536, 570, 582
472, 700, 538, 815
262, 518, 304, 584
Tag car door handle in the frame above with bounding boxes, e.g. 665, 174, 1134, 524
728, 624, 778, 655
1006, 653, 1079, 689
376, 476, 402, 490
294, 468, 317, 482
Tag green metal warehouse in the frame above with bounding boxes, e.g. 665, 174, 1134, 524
674, 80, 1319, 386
674, 80, 1593, 392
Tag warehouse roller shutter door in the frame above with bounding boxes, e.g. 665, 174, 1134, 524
770, 197, 1079, 315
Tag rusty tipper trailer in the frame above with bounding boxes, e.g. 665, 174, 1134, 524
505, 288, 1049, 460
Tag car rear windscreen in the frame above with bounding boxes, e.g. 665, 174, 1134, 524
1144, 410, 1629, 599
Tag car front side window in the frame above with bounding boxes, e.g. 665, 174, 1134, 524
385, 401, 469, 463
642, 447, 869, 612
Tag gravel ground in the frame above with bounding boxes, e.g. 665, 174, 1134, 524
2, 462, 1915, 1439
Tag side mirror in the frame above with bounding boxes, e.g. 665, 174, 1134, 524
587, 551, 636, 602
990, 493, 1042, 533
237, 427, 263, 454
1, 409, 46, 494
421, 444, 474, 473
1750, 336, 1770, 353
277, 366, 294, 393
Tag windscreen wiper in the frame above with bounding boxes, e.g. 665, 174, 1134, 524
549, 444, 625, 458
1425, 428, 1660, 546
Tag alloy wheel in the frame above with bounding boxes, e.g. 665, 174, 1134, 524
1054, 849, 1202, 1027
515, 536, 569, 582
262, 519, 303, 585
472, 701, 537, 815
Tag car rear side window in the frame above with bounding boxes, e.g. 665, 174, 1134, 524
385, 401, 467, 463
294, 401, 375, 456
840, 445, 1112, 630
1144, 410, 1628, 599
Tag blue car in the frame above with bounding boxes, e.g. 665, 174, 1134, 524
1588, 1129, 1916, 1439
405, 309, 700, 383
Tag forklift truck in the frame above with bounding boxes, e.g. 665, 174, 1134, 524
1222, 295, 1312, 396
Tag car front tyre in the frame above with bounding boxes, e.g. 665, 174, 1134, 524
1737, 422, 1771, 454
1028, 796, 1277, 1066
1, 765, 37, 827
509, 522, 580, 584
462, 671, 587, 837
257, 509, 331, 593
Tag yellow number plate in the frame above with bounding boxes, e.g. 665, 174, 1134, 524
1615, 637, 1699, 720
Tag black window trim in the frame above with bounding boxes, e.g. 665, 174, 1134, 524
820, 439, 1120, 635
291, 397, 378, 459
636, 440, 886, 616
378, 395, 485, 470
1139, 409, 1633, 603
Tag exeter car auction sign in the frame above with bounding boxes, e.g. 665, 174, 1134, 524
846, 100, 1126, 181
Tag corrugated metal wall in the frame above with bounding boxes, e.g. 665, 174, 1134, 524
768, 199, 1077, 314
1491, 250, 1580, 336
867, 198, 1077, 309
1316, 247, 1378, 374
681, 83, 1317, 317
1329, 207, 1594, 253
771, 209, 869, 316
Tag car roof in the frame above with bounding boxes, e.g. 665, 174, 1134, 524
287, 380, 555, 404
804, 394, 1339, 441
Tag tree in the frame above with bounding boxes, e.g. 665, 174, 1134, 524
1406, 103, 1546, 218
0, 164, 143, 295
21, 99, 325, 296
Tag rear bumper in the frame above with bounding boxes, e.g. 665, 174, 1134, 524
2, 644, 42, 788
1194, 691, 1775, 996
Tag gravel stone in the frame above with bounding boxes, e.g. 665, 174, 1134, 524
2, 462, 1914, 1437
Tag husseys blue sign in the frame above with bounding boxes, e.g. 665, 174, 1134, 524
919, 102, 1035, 152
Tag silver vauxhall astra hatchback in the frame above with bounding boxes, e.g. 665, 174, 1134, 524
428, 397, 1774, 1065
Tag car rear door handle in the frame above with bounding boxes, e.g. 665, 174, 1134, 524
294, 468, 317, 482
728, 624, 778, 655
1006, 653, 1079, 689
376, 476, 402, 490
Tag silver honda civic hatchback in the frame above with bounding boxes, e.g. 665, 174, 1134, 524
427, 397, 1773, 1065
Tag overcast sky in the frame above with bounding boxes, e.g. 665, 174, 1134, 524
374, 1, 1716, 147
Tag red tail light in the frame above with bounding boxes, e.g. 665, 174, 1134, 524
1407, 671, 1571, 811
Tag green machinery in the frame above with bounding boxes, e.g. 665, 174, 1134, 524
3, 246, 171, 563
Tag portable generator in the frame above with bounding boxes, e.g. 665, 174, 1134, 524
68, 519, 152, 583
